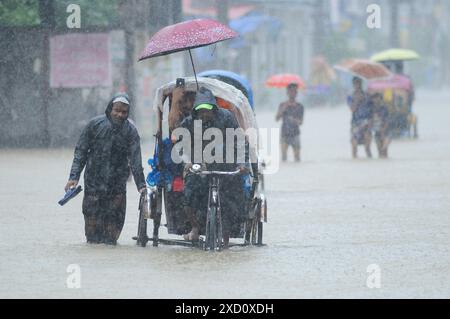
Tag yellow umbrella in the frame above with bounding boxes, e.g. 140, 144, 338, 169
371, 49, 420, 62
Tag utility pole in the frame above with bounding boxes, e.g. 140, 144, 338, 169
217, 0, 229, 25
119, 0, 138, 120
216, 0, 229, 69
147, 0, 184, 72
38, 0, 55, 147
312, 0, 326, 56
445, 0, 450, 87
172, 0, 183, 24
149, 0, 182, 32
390, 0, 400, 48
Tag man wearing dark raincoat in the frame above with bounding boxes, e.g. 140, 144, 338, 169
65, 93, 146, 245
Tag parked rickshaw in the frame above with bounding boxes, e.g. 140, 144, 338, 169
133, 77, 267, 251
368, 73, 417, 138
370, 49, 419, 138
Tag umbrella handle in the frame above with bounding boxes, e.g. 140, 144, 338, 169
189, 49, 199, 91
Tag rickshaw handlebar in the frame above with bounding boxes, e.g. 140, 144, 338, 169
189, 168, 241, 176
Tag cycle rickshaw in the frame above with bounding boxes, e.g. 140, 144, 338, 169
133, 77, 267, 251
368, 74, 417, 138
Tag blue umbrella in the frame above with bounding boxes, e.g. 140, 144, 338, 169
228, 12, 281, 49
198, 69, 254, 108
230, 12, 281, 35
58, 185, 83, 206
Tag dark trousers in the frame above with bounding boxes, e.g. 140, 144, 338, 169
82, 193, 126, 245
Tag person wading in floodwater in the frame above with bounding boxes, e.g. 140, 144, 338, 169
65, 93, 146, 245
275, 83, 305, 162
349, 77, 373, 159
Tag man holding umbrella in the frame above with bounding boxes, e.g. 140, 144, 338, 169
64, 93, 147, 245
334, 59, 391, 157
349, 77, 373, 159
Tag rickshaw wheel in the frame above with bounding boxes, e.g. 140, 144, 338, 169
257, 221, 263, 246
137, 207, 148, 247
250, 218, 257, 245
244, 200, 258, 245
207, 207, 217, 250
253, 198, 266, 246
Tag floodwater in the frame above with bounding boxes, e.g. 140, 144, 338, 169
1, 90, 449, 298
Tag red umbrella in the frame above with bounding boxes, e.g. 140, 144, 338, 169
139, 19, 239, 89
334, 59, 391, 80
265, 74, 306, 89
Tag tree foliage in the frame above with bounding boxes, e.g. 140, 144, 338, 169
0, 0, 120, 27
0, 0, 40, 26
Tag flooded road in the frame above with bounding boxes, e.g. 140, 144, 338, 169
1, 91, 450, 298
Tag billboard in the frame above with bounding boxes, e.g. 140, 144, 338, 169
50, 33, 111, 88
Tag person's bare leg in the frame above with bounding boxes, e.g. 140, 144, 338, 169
352, 139, 358, 159
281, 142, 288, 162
365, 145, 372, 158
364, 133, 372, 158
413, 119, 418, 139
294, 146, 301, 162
375, 136, 383, 158
382, 137, 390, 158
183, 207, 199, 240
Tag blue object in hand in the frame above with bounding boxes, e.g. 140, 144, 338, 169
347, 95, 353, 106
58, 185, 83, 206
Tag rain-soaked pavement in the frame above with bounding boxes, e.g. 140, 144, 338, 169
1, 91, 449, 298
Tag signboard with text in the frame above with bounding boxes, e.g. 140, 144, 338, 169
50, 33, 111, 88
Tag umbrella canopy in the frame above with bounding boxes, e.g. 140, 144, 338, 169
371, 49, 420, 62
334, 59, 392, 80
138, 18, 238, 60
368, 74, 412, 91
138, 19, 239, 90
265, 74, 306, 89
198, 69, 254, 108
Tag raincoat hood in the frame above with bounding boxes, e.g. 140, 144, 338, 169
192, 87, 217, 114
105, 93, 131, 125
